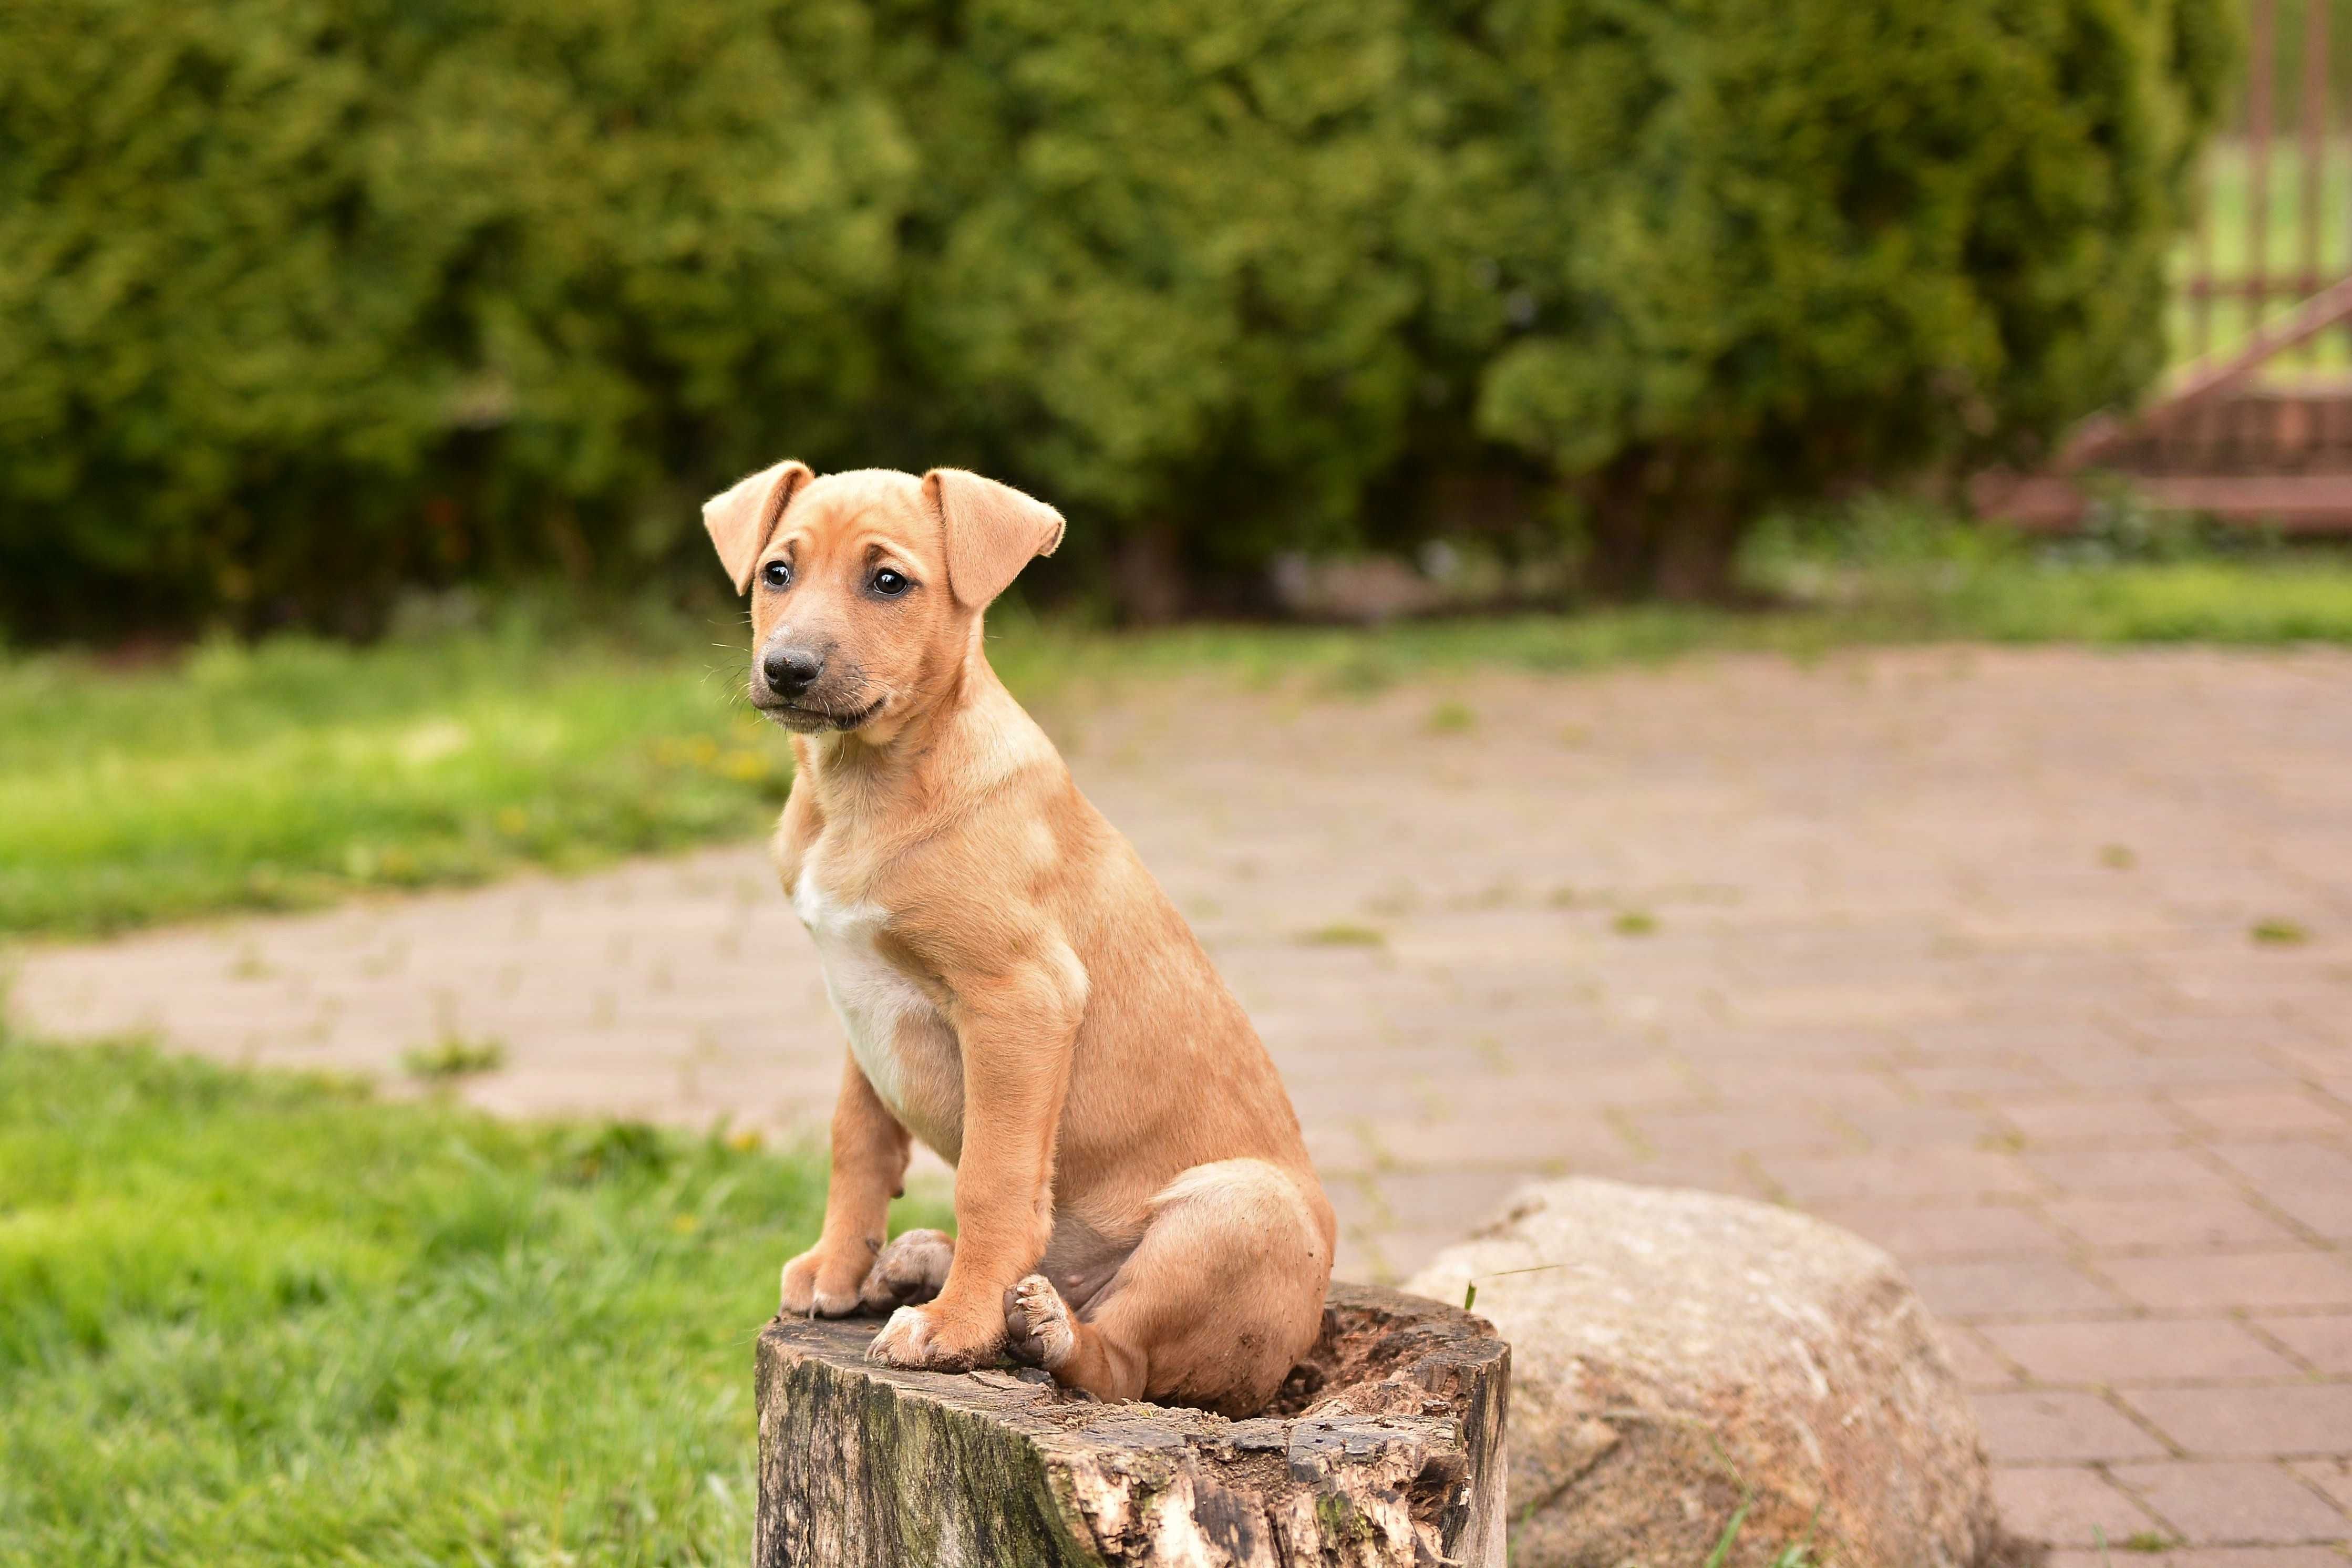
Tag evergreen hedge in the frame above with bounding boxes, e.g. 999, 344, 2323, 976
0, 0, 2231, 634
1430, 0, 2237, 596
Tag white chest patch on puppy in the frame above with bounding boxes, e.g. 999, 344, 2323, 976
792, 853, 964, 1160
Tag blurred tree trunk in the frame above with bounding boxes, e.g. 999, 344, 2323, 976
1112, 523, 1190, 623
1578, 452, 1746, 603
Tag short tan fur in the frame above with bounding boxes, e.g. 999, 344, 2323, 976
707, 461, 1334, 1415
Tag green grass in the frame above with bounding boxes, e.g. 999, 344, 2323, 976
2251, 916, 2314, 945
1297, 921, 1388, 948
6, 527, 2352, 941
0, 1027, 948, 1566
1422, 698, 1478, 734
401, 1033, 511, 1080
0, 616, 794, 936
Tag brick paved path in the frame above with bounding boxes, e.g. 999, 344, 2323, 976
14, 645, 2352, 1560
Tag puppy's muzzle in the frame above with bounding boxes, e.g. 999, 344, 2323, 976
752, 641, 882, 730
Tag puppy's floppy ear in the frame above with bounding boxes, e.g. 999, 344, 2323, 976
703, 460, 815, 594
924, 469, 1066, 610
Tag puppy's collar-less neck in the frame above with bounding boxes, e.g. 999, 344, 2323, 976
795, 637, 992, 804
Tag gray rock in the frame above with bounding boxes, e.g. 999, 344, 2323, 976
1404, 1179, 2004, 1568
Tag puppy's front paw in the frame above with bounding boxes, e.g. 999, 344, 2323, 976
1008, 1274, 1077, 1371
859, 1229, 954, 1313
779, 1244, 871, 1318
865, 1304, 998, 1371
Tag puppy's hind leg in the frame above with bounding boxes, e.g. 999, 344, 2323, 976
1005, 1159, 1334, 1416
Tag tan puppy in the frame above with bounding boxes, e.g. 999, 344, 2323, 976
704, 461, 1335, 1415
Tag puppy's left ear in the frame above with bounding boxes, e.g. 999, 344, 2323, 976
924, 469, 1066, 610
703, 459, 815, 594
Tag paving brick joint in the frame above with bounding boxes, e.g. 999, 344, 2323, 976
13, 645, 2352, 1559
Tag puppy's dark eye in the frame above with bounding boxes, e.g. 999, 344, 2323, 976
872, 568, 911, 597
760, 560, 791, 590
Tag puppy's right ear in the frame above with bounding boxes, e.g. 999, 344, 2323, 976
703, 460, 815, 594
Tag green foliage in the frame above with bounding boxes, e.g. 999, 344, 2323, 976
0, 0, 912, 636
0, 1031, 951, 1565
1431, 0, 2237, 596
895, 0, 1433, 575
1, 0, 2233, 632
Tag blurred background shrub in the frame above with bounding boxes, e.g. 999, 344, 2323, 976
0, 0, 2231, 638
0, 0, 914, 638
1429, 0, 2236, 599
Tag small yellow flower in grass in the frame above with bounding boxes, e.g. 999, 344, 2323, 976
1612, 910, 1658, 936
2251, 917, 2310, 946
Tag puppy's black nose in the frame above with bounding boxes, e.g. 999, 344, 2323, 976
762, 645, 824, 696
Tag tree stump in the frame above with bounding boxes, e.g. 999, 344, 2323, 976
754, 1283, 1509, 1567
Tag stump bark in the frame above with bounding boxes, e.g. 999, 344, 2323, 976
754, 1283, 1509, 1567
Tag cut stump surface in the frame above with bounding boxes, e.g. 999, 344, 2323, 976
754, 1283, 1509, 1567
